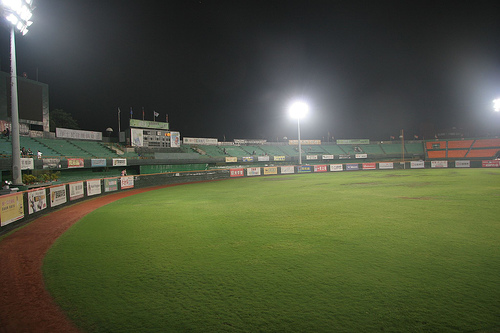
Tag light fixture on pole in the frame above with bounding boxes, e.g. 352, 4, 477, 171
289, 101, 309, 165
494, 98, 500, 112
1, 0, 34, 186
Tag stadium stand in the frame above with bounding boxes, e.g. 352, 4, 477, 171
447, 150, 468, 158
426, 141, 446, 150
466, 149, 499, 158
380, 143, 402, 154
69, 140, 119, 158
447, 140, 474, 149
427, 151, 446, 158
321, 145, 347, 155
404, 143, 425, 155
472, 139, 500, 148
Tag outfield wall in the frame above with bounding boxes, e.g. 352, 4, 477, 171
1, 160, 499, 234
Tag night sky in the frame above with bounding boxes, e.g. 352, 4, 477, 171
1, 0, 500, 141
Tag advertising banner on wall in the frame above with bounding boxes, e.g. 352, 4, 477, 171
131, 128, 144, 147
69, 182, 84, 200
242, 157, 254, 162
258, 156, 270, 162
113, 158, 127, 167
355, 154, 368, 159
225, 157, 238, 163
455, 160, 470, 168
230, 168, 244, 177
362, 163, 376, 170
337, 139, 370, 145
482, 160, 500, 167
263, 166, 278, 175
431, 161, 448, 168
379, 162, 394, 169
314, 165, 327, 172
104, 178, 118, 192
21, 158, 34, 170
120, 176, 134, 189
280, 166, 295, 174
183, 137, 218, 145
130, 119, 169, 130
246, 167, 261, 176
43, 158, 61, 169
330, 164, 343, 171
87, 179, 101, 196
298, 165, 312, 173
91, 159, 107, 167
50, 185, 67, 208
289, 140, 321, 145
274, 156, 286, 161
170, 131, 181, 148
56, 127, 102, 141
346, 163, 359, 170
322, 155, 334, 160
339, 154, 351, 159
27, 189, 47, 214
411, 161, 425, 168
306, 155, 318, 160
1, 193, 24, 226
68, 158, 84, 168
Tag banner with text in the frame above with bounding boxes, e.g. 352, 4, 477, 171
280, 166, 295, 174
27, 189, 47, 214
104, 178, 118, 192
330, 164, 343, 171
246, 167, 261, 176
86, 179, 101, 196
378, 162, 394, 169
69, 182, 84, 200
346, 163, 359, 171
50, 185, 67, 208
411, 161, 425, 169
120, 176, 134, 189
230, 168, 244, 177
68, 158, 84, 168
0, 193, 24, 226
431, 161, 448, 168
455, 160, 470, 168
482, 160, 500, 168
263, 166, 278, 175
314, 165, 327, 172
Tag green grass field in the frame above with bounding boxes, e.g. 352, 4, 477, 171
43, 169, 500, 332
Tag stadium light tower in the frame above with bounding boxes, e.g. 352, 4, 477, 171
1, 0, 34, 186
289, 101, 309, 165
494, 98, 500, 112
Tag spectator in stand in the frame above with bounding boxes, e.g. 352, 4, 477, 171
21, 147, 26, 157
37, 150, 42, 159
27, 148, 33, 157
3, 127, 9, 140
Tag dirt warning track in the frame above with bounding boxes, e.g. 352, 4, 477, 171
0, 184, 180, 333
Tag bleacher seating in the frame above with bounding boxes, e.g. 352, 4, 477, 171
466, 149, 499, 158
69, 140, 119, 158
404, 143, 424, 155
447, 140, 474, 149
447, 150, 468, 158
380, 144, 403, 154
321, 145, 347, 155
472, 139, 500, 148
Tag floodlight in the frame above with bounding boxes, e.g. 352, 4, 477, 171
494, 98, 500, 112
1, 0, 34, 186
289, 101, 309, 119
288, 100, 309, 165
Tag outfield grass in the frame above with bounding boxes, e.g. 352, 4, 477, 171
43, 169, 500, 332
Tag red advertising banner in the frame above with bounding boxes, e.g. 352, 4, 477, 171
314, 165, 327, 172
230, 168, 244, 177
68, 158, 84, 168
362, 163, 376, 170
482, 160, 500, 168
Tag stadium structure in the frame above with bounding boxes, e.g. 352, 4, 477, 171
0, 71, 499, 231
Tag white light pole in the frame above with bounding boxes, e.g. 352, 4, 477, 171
289, 101, 309, 165
1, 0, 34, 186
494, 98, 500, 112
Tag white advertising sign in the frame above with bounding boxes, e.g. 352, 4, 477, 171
87, 179, 102, 196
355, 154, 368, 159
246, 167, 261, 176
378, 162, 394, 169
306, 155, 318, 160
120, 176, 134, 189
113, 158, 127, 166
56, 127, 102, 141
258, 156, 270, 162
431, 160, 448, 168
455, 160, 470, 168
50, 185, 67, 207
21, 158, 34, 170
322, 155, 334, 160
280, 165, 295, 174
330, 164, 343, 171
411, 161, 425, 169
69, 182, 84, 201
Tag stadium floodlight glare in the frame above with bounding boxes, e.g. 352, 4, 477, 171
289, 101, 309, 165
1, 0, 34, 186
494, 98, 500, 112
